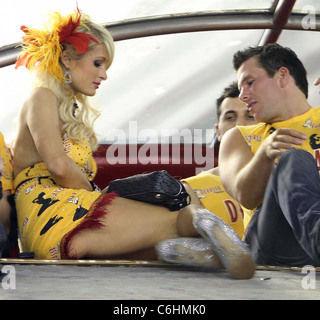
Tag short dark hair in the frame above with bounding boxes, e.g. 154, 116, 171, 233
216, 82, 240, 120
233, 43, 308, 98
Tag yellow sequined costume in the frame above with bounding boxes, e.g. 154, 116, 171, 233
14, 133, 116, 259
182, 174, 244, 238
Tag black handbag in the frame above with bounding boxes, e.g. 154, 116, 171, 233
106, 170, 190, 211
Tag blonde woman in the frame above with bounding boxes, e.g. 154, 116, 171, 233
13, 8, 254, 279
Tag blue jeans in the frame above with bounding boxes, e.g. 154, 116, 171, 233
244, 149, 320, 267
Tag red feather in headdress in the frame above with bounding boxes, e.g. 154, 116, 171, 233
15, 7, 100, 82
58, 8, 99, 53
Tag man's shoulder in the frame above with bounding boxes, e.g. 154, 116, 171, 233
236, 123, 266, 135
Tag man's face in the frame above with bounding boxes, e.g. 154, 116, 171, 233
237, 57, 283, 123
215, 97, 257, 142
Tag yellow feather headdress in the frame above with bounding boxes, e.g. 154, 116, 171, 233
15, 8, 99, 83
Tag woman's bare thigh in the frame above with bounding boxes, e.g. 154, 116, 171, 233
67, 197, 180, 259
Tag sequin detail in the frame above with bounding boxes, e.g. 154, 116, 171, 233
156, 237, 223, 270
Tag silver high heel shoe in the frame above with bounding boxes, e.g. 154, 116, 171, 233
156, 237, 223, 270
193, 209, 255, 279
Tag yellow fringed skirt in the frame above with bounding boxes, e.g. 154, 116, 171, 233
14, 163, 117, 259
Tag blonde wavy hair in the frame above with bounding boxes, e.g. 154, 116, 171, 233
24, 12, 114, 150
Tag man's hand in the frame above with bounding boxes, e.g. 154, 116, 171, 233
260, 128, 307, 160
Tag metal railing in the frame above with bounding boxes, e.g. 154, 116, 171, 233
1, 9, 319, 69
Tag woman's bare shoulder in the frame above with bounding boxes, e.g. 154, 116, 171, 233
22, 87, 59, 115
27, 87, 57, 102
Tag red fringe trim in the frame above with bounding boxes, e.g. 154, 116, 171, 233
60, 192, 118, 259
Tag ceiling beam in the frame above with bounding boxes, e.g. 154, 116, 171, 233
0, 11, 273, 68
1, 8, 319, 69
259, 0, 297, 45
107, 11, 274, 41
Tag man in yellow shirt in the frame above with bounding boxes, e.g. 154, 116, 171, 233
219, 43, 320, 267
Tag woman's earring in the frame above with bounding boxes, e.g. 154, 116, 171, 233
64, 70, 72, 84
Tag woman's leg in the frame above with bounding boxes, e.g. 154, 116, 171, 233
67, 196, 198, 259
66, 187, 255, 278
176, 182, 205, 237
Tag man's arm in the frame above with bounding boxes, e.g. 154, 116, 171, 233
219, 127, 307, 209
218, 127, 269, 209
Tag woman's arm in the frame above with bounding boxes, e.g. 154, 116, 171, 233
26, 88, 92, 191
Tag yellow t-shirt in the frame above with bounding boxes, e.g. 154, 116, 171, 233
183, 174, 244, 238
237, 106, 320, 230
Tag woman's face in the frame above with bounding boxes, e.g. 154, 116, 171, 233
64, 44, 110, 96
